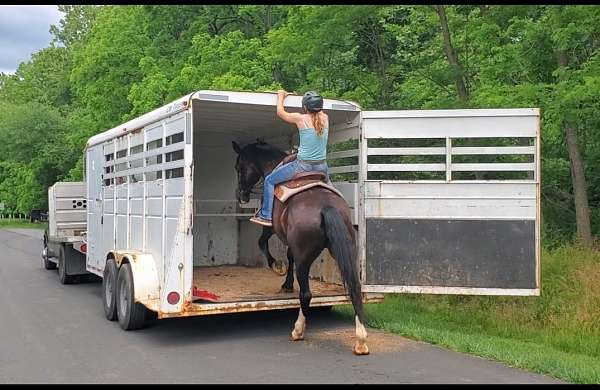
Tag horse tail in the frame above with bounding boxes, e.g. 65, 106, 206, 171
321, 206, 365, 324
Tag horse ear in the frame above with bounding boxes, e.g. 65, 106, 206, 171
232, 141, 241, 154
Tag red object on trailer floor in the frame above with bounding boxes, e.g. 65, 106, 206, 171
192, 286, 220, 302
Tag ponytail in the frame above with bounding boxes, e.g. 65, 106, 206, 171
309, 111, 325, 136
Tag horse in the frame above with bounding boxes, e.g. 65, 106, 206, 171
232, 140, 369, 355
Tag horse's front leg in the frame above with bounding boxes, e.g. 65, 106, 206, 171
259, 226, 286, 276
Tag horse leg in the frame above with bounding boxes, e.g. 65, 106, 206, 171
280, 247, 294, 293
291, 262, 312, 341
354, 315, 369, 355
259, 226, 286, 276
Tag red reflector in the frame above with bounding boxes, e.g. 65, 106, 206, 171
80, 244, 87, 253
167, 291, 180, 305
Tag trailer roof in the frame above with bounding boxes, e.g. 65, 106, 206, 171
86, 90, 360, 149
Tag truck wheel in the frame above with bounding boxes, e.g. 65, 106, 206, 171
116, 263, 147, 330
58, 245, 76, 284
102, 259, 118, 321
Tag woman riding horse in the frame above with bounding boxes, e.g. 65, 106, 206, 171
249, 90, 331, 227
231, 90, 369, 355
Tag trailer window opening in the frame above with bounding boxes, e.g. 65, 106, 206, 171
165, 167, 183, 179
115, 176, 126, 185
114, 162, 128, 172
105, 153, 114, 162
103, 178, 114, 186
165, 150, 184, 162
146, 139, 163, 151
146, 155, 162, 166
130, 173, 143, 183
145, 171, 162, 181
129, 158, 143, 169
104, 166, 114, 174
130, 144, 143, 155
116, 149, 127, 159
166, 132, 184, 146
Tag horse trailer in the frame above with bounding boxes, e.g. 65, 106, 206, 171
83, 90, 541, 330
43, 182, 91, 284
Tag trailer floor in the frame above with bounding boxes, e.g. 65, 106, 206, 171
193, 265, 346, 303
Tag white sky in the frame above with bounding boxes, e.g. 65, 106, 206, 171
0, 5, 64, 74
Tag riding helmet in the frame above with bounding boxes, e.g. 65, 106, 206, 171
302, 91, 324, 112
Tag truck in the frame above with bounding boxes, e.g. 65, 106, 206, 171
63, 90, 539, 331
42, 182, 91, 284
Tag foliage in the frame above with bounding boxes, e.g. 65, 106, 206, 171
0, 5, 596, 243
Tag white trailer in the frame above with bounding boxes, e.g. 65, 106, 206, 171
84, 90, 541, 330
43, 182, 91, 284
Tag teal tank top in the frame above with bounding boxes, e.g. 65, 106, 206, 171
297, 118, 328, 161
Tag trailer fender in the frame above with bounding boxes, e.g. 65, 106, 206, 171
110, 251, 160, 304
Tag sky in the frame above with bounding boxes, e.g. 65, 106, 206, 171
0, 5, 64, 74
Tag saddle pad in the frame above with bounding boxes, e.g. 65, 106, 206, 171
274, 181, 344, 203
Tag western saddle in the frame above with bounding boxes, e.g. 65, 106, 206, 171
273, 154, 343, 203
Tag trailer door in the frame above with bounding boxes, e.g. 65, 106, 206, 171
359, 109, 540, 296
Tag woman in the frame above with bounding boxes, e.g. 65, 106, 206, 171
250, 90, 331, 227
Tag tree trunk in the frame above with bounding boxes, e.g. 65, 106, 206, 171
558, 52, 593, 247
565, 126, 593, 247
434, 5, 469, 102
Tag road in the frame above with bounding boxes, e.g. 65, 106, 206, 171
0, 228, 562, 384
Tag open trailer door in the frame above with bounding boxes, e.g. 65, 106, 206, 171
359, 108, 540, 296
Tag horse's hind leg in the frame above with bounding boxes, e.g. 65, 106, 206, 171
280, 247, 294, 293
291, 262, 312, 341
259, 227, 286, 276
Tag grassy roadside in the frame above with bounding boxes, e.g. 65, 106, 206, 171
334, 244, 600, 384
0, 219, 47, 230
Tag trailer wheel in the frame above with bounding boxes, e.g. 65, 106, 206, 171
116, 263, 147, 330
58, 245, 76, 284
102, 259, 118, 321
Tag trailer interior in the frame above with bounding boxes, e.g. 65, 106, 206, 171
190, 95, 362, 306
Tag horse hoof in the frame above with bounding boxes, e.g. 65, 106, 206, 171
290, 330, 304, 341
353, 342, 370, 356
279, 286, 294, 293
270, 261, 287, 276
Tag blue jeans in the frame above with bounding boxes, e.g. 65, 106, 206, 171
258, 159, 331, 220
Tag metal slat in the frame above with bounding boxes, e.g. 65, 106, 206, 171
367, 147, 446, 155
327, 149, 359, 159
452, 163, 535, 171
329, 165, 359, 174
452, 146, 535, 155
368, 163, 446, 172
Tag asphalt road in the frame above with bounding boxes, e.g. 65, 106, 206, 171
0, 228, 562, 384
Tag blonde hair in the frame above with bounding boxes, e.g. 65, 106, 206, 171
309, 111, 326, 136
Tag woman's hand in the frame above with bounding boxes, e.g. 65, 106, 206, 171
277, 89, 290, 99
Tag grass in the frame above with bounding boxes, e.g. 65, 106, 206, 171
334, 244, 600, 383
0, 219, 47, 230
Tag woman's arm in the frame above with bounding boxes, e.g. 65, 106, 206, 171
276, 90, 303, 127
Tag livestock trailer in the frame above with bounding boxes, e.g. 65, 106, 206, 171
43, 181, 91, 284
84, 90, 541, 330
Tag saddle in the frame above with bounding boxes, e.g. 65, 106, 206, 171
273, 153, 344, 203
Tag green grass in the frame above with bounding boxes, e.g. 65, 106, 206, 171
335, 244, 600, 384
0, 219, 47, 230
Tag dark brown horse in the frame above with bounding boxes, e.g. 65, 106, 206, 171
232, 140, 369, 355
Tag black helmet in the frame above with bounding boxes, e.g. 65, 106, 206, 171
302, 91, 323, 112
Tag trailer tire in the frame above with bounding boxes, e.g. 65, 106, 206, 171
58, 245, 76, 284
102, 259, 118, 321
116, 263, 147, 330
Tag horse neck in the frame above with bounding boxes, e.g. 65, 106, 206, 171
255, 150, 287, 177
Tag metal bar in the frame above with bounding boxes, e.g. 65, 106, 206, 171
367, 147, 446, 156
446, 138, 452, 182
452, 146, 535, 155
329, 165, 359, 174
105, 160, 185, 180
362, 108, 540, 119
451, 163, 535, 171
327, 149, 359, 159
367, 163, 446, 172
362, 285, 540, 296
